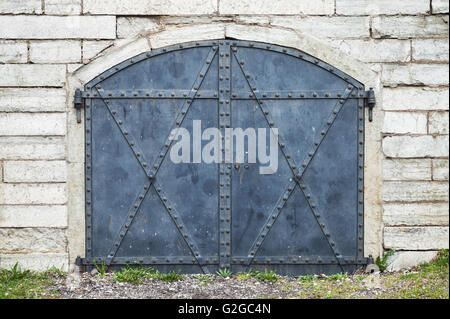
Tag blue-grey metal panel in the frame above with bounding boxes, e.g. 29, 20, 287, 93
81, 40, 368, 275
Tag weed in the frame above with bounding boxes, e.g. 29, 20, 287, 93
326, 273, 348, 281
250, 269, 279, 283
353, 275, 368, 282
297, 274, 317, 282
93, 259, 108, 277
194, 274, 215, 285
376, 249, 396, 272
155, 270, 185, 283
236, 273, 251, 281
216, 268, 233, 278
0, 263, 59, 299
113, 264, 155, 285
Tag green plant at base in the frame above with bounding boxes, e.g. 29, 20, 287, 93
155, 270, 185, 283
326, 273, 348, 281
216, 268, 232, 278
93, 259, 108, 277
0, 263, 60, 299
113, 264, 156, 285
250, 269, 279, 283
376, 249, 396, 272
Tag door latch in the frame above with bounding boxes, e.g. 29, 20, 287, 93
74, 89, 84, 124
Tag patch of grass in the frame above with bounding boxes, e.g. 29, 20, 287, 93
0, 263, 61, 299
420, 249, 449, 272
93, 259, 108, 277
216, 268, 232, 278
154, 270, 185, 283
297, 274, 317, 282
399, 272, 420, 280
326, 272, 348, 281
250, 269, 279, 283
354, 275, 368, 282
376, 249, 396, 272
113, 264, 155, 285
379, 250, 448, 299
236, 272, 251, 281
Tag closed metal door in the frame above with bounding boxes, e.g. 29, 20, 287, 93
77, 40, 371, 275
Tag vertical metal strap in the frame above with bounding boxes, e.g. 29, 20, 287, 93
218, 40, 232, 270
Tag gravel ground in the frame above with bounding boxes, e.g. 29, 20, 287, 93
53, 270, 391, 299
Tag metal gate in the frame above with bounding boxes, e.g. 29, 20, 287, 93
75, 40, 375, 275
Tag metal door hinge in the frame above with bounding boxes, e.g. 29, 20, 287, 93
363, 88, 376, 122
74, 89, 84, 123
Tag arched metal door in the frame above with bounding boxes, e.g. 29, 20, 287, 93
76, 40, 373, 275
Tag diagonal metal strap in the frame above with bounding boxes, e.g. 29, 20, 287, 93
152, 181, 211, 274
295, 86, 354, 179
94, 46, 218, 265
245, 179, 297, 266
104, 180, 152, 266
147, 46, 218, 179
296, 183, 345, 271
232, 49, 301, 175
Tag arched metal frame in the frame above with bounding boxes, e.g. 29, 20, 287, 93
76, 39, 372, 275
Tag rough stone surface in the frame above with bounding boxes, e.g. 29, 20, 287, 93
117, 17, 161, 39
433, 159, 449, 181
84, 0, 217, 15
384, 227, 449, 250
0, 88, 66, 113
82, 40, 114, 63
383, 135, 449, 158
150, 24, 225, 49
45, 0, 81, 15
0, 16, 116, 39
30, 40, 81, 63
0, 183, 67, 205
382, 64, 449, 86
0, 113, 66, 136
0, 228, 67, 253
383, 159, 431, 181
382, 87, 449, 111
336, 0, 430, 15
383, 203, 449, 226
0, 137, 65, 160
382, 181, 449, 202
382, 112, 427, 134
0, 0, 42, 14
331, 39, 410, 63
429, 111, 449, 134
220, 0, 334, 15
0, 64, 66, 87
372, 15, 449, 39
0, 206, 68, 228
3, 161, 67, 183
433, 0, 450, 13
386, 251, 439, 271
0, 40, 27, 63
0, 253, 68, 271
75, 38, 150, 83
412, 39, 449, 62
270, 16, 370, 39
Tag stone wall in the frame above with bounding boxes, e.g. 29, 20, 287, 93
0, 0, 448, 271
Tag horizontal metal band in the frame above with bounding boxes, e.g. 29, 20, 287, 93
78, 256, 219, 266
77, 256, 372, 266
81, 89, 369, 100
